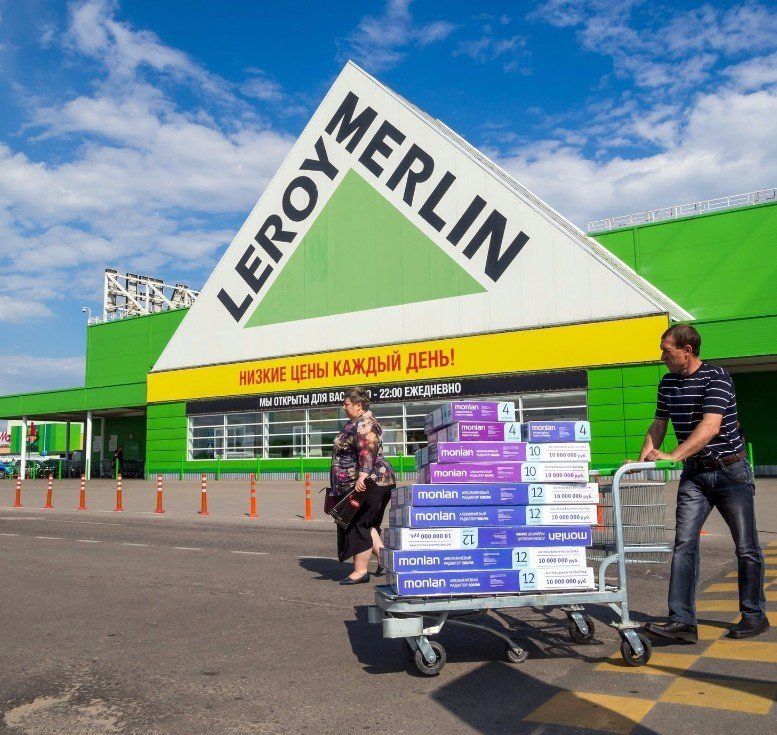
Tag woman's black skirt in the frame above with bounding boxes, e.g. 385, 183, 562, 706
337, 479, 394, 562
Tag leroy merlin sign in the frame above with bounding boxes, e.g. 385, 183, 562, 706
217, 91, 528, 323
152, 62, 688, 373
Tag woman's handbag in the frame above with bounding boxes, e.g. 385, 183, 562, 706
327, 488, 364, 529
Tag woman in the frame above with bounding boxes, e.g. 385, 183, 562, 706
329, 387, 396, 585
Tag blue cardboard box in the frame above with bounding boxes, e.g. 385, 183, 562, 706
389, 567, 595, 597
392, 504, 598, 528
383, 524, 592, 550
521, 421, 591, 443
391, 483, 600, 508
379, 546, 588, 572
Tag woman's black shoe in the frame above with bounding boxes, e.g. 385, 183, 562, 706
374, 564, 386, 577
339, 573, 371, 585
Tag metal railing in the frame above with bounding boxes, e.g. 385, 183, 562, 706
588, 187, 776, 232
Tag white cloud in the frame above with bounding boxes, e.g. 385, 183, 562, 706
0, 296, 54, 324
532, 1, 777, 94
494, 87, 777, 227
0, 1, 295, 324
454, 26, 530, 73
0, 355, 85, 394
340, 0, 456, 72
725, 51, 777, 91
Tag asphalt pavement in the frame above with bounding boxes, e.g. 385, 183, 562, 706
1, 478, 775, 734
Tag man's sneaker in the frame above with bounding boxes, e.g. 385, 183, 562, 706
643, 621, 698, 643
726, 617, 770, 639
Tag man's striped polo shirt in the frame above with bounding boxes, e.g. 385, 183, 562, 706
655, 362, 744, 460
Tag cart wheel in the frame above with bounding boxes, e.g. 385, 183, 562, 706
620, 633, 652, 666
568, 615, 596, 644
402, 639, 415, 660
505, 642, 529, 664
414, 641, 446, 676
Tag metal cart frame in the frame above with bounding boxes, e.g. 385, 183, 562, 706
368, 460, 676, 675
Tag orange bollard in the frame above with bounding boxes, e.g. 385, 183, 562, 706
12, 476, 22, 508
304, 473, 312, 521
198, 473, 209, 515
248, 473, 258, 518
114, 474, 124, 512
43, 473, 54, 509
154, 474, 165, 514
77, 474, 87, 510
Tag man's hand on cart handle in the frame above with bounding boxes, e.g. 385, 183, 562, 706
644, 448, 676, 462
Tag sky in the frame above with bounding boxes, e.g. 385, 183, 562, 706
0, 0, 775, 398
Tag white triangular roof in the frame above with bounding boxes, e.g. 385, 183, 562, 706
154, 62, 690, 372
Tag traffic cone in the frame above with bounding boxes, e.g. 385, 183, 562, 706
154, 474, 164, 514
248, 473, 257, 518
43, 473, 54, 509
304, 473, 312, 521
198, 473, 209, 515
12, 476, 22, 508
114, 474, 124, 512
77, 474, 87, 510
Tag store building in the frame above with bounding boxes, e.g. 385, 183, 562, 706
0, 63, 775, 478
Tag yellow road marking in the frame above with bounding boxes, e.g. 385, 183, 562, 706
596, 651, 699, 676
659, 674, 776, 715
697, 600, 741, 612
697, 621, 734, 640
767, 590, 777, 601
703, 583, 738, 594
704, 639, 777, 664
524, 691, 656, 735
726, 569, 777, 578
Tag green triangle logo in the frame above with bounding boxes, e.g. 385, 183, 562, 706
244, 169, 487, 328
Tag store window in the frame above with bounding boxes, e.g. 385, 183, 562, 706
186, 389, 588, 461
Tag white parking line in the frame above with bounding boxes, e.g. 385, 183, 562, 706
122, 542, 149, 547
173, 546, 203, 551
34, 536, 62, 540
0, 532, 19, 536
76, 539, 101, 543
231, 550, 269, 556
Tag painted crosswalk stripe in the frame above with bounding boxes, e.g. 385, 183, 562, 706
231, 550, 268, 555
525, 691, 655, 734
704, 639, 777, 664
660, 674, 776, 715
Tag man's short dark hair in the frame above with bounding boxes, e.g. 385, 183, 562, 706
662, 324, 701, 356
344, 386, 370, 409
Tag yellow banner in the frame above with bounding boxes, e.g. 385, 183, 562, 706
147, 314, 669, 403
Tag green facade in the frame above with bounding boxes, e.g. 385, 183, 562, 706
10, 423, 82, 455
590, 201, 777, 469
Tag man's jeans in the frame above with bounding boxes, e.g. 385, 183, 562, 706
669, 458, 766, 625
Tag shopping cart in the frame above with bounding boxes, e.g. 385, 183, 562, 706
368, 460, 677, 675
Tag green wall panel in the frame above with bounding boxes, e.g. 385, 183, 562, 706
621, 365, 662, 387
86, 309, 187, 388
587, 388, 624, 406
589, 403, 625, 422
594, 201, 777, 322
587, 367, 623, 390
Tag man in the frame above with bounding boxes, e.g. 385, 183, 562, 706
114, 445, 125, 477
638, 324, 768, 642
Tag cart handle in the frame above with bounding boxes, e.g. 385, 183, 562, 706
595, 460, 680, 478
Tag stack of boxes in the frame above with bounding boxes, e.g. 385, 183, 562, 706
381, 401, 598, 597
